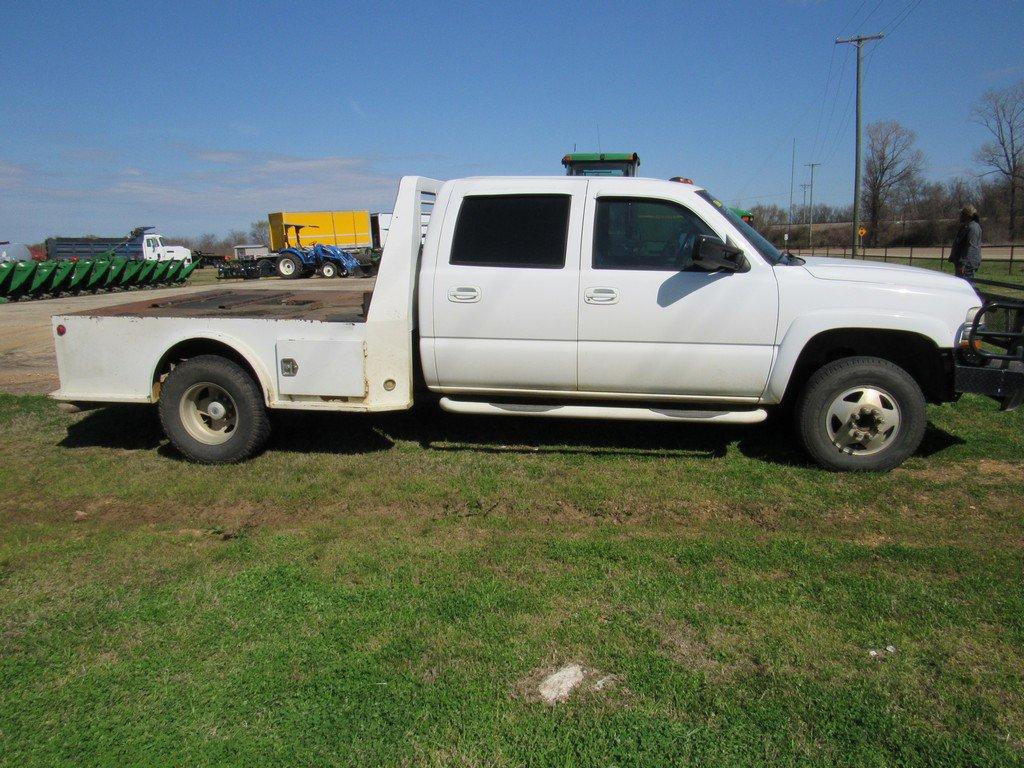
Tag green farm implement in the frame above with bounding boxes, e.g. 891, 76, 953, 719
0, 257, 197, 302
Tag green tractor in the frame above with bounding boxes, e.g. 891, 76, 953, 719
562, 152, 640, 177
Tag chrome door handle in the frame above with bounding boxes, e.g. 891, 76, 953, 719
584, 287, 619, 304
447, 285, 481, 303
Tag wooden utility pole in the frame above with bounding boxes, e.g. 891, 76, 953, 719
836, 32, 884, 256
800, 183, 811, 247
805, 162, 820, 250
787, 139, 796, 245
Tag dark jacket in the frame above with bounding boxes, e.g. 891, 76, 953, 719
950, 219, 982, 268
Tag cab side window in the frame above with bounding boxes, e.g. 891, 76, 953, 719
593, 197, 715, 271
451, 195, 570, 268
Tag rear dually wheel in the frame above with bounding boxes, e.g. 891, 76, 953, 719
159, 355, 270, 464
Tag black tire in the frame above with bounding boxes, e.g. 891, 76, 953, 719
277, 255, 301, 279
319, 261, 338, 278
158, 355, 270, 464
795, 356, 927, 472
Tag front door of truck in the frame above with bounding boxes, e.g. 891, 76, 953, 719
424, 179, 585, 392
577, 190, 778, 400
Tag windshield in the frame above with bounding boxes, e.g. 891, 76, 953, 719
697, 190, 784, 265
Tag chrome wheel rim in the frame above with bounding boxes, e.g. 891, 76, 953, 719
179, 382, 238, 445
825, 385, 901, 456
279, 259, 295, 275
322, 264, 335, 277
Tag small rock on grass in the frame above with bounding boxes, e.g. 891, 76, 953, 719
868, 645, 898, 659
538, 664, 584, 704
73, 510, 88, 522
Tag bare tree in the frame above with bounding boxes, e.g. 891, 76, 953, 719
861, 121, 925, 245
249, 219, 270, 246
748, 203, 788, 229
973, 80, 1024, 240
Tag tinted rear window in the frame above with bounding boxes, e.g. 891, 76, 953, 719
450, 195, 570, 268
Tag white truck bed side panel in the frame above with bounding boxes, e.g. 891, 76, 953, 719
52, 315, 367, 406
276, 339, 366, 397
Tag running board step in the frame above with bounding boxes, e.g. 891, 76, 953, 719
438, 397, 767, 424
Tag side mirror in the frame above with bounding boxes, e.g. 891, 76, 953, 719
692, 235, 749, 273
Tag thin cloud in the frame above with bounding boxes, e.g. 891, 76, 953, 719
983, 64, 1024, 82
194, 150, 253, 164
0, 148, 401, 241
349, 99, 368, 119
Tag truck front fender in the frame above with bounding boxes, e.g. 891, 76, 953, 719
764, 310, 955, 403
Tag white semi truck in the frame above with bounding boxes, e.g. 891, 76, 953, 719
51, 176, 1022, 470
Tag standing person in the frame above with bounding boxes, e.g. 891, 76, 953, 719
949, 205, 982, 278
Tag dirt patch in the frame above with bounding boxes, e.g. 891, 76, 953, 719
902, 459, 1024, 485
513, 660, 623, 705
657, 618, 763, 681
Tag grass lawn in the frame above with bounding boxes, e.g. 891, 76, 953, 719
854, 257, 1024, 287
0, 394, 1022, 766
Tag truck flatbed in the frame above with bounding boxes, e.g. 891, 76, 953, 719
72, 288, 372, 324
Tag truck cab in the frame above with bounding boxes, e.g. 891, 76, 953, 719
51, 175, 1022, 471
142, 232, 192, 264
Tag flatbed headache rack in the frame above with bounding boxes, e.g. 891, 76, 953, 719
957, 275, 1024, 410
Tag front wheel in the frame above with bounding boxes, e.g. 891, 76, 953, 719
319, 261, 338, 278
158, 355, 270, 464
796, 356, 927, 471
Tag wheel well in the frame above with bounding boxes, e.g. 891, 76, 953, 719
153, 339, 265, 401
783, 328, 951, 404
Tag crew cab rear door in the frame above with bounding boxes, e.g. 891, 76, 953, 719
422, 179, 586, 392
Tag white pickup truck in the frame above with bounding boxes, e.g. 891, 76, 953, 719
51, 176, 1023, 470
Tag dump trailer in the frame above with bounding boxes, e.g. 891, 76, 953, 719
268, 211, 373, 252
46, 227, 192, 263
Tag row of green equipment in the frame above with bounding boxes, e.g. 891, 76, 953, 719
0, 258, 199, 302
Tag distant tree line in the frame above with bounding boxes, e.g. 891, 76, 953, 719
168, 220, 269, 255
752, 79, 1024, 248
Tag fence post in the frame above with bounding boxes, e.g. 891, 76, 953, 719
908, 245, 913, 268
1010, 244, 1015, 276
883, 244, 888, 263
940, 245, 945, 272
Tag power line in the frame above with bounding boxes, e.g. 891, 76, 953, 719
731, 191, 792, 203
860, 0, 887, 28
823, 35, 887, 168
813, 45, 853, 161
837, 0, 869, 37
734, 97, 817, 200
879, 0, 924, 36
738, 0, 870, 200
810, 45, 839, 161
821, 70, 857, 166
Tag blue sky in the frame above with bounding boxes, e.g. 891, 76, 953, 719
1, 0, 1022, 242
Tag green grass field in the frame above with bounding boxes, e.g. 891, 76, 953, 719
1, 394, 1022, 766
